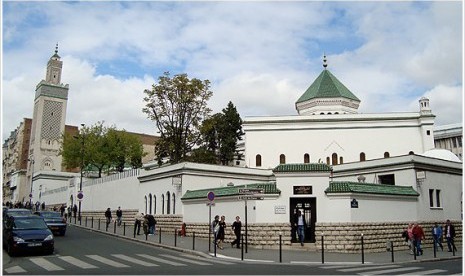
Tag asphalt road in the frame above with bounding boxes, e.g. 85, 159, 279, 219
2, 225, 462, 275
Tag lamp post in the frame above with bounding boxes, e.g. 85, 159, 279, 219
28, 157, 35, 208
78, 123, 85, 221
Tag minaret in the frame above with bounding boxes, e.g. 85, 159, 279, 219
28, 44, 69, 178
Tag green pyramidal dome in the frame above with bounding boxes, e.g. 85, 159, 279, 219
296, 69, 360, 104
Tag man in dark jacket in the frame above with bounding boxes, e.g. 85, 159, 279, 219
147, 214, 156, 235
231, 216, 242, 248
445, 219, 457, 252
105, 208, 112, 228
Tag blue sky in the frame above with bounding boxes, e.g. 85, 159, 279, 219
2, 1, 463, 141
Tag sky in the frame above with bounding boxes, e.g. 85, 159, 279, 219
2, 1, 463, 142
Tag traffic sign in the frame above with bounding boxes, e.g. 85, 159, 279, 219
207, 191, 215, 201
238, 196, 264, 200
77, 191, 84, 201
238, 188, 264, 194
29, 193, 33, 198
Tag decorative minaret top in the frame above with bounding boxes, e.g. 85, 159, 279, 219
45, 43, 63, 85
323, 54, 328, 69
419, 97, 432, 115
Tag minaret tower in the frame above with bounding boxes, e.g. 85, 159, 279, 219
28, 44, 69, 178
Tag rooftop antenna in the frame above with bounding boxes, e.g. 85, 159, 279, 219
55, 43, 58, 54
323, 53, 328, 69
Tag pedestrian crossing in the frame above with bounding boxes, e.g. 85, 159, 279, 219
3, 252, 236, 274
318, 263, 449, 275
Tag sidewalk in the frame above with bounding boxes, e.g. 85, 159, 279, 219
69, 218, 462, 265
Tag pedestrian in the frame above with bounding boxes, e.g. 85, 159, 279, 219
432, 222, 444, 251
231, 216, 242, 248
60, 204, 66, 217
134, 213, 144, 235
445, 219, 457, 252
142, 214, 149, 236
217, 215, 226, 249
147, 214, 156, 235
116, 207, 123, 226
41, 202, 45, 210
211, 215, 220, 247
412, 222, 425, 255
73, 204, 77, 218
406, 223, 415, 254
67, 206, 72, 219
105, 208, 112, 228
294, 210, 306, 246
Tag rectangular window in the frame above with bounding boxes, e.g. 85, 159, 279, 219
452, 138, 457, 148
378, 174, 395, 185
426, 130, 430, 135
436, 189, 441, 207
429, 189, 434, 207
458, 137, 462, 147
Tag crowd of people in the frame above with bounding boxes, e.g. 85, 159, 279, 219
211, 215, 242, 249
403, 220, 457, 255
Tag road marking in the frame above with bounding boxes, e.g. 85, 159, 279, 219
400, 269, 447, 275
58, 256, 98, 269
4, 266, 26, 274
180, 254, 235, 265
338, 264, 399, 272
159, 254, 212, 266
317, 264, 372, 269
30, 257, 65, 271
137, 254, 187, 266
360, 266, 420, 275
86, 255, 130, 268
112, 254, 158, 267
211, 253, 275, 263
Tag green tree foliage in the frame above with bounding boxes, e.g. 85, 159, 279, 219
60, 122, 146, 177
142, 72, 213, 165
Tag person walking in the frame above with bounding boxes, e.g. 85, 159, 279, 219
105, 208, 112, 228
406, 223, 415, 254
432, 222, 444, 251
73, 204, 78, 218
134, 213, 144, 235
294, 210, 306, 246
217, 215, 226, 249
147, 214, 156, 235
231, 216, 242, 248
211, 215, 220, 247
412, 222, 425, 255
116, 207, 123, 226
60, 204, 66, 217
445, 219, 457, 252
142, 214, 149, 236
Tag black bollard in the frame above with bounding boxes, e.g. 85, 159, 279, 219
321, 233, 325, 264
241, 234, 244, 261
114, 221, 116, 233
175, 228, 177, 247
134, 221, 137, 238
98, 218, 101, 230
391, 241, 394, 263
413, 244, 417, 260
192, 232, 195, 250
433, 239, 437, 258
279, 234, 282, 263
85, 217, 87, 227
91, 217, 94, 229
214, 233, 217, 257
123, 222, 126, 236
159, 227, 162, 243
361, 233, 365, 264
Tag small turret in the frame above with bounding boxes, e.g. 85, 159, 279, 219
419, 97, 431, 115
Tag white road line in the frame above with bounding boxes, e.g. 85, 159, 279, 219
4, 266, 26, 274
180, 254, 235, 265
112, 254, 158, 267
159, 254, 212, 266
86, 255, 130, 268
58, 256, 98, 269
211, 253, 275, 263
338, 264, 399, 272
137, 254, 187, 266
400, 269, 447, 275
30, 257, 65, 271
317, 264, 373, 269
360, 266, 420, 275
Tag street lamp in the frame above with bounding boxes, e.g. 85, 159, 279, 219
28, 156, 35, 209
78, 123, 85, 221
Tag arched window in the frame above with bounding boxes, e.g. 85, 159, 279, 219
153, 195, 157, 214
166, 192, 171, 214
332, 153, 338, 165
304, 153, 310, 163
172, 193, 176, 214
339, 156, 343, 164
144, 196, 147, 214
256, 154, 262, 167
279, 154, 286, 164
360, 152, 366, 162
326, 157, 330, 165
161, 194, 165, 215
384, 152, 390, 158
149, 193, 152, 214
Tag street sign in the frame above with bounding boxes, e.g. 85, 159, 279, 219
29, 193, 33, 198
238, 196, 263, 200
207, 191, 215, 201
238, 188, 264, 194
206, 202, 216, 206
77, 191, 84, 201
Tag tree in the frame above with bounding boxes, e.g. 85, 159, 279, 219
60, 122, 146, 177
142, 72, 213, 165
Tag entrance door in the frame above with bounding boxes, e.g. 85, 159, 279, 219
290, 197, 316, 243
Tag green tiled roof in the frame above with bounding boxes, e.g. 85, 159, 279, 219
181, 182, 280, 200
296, 70, 360, 103
273, 163, 332, 173
325, 181, 419, 197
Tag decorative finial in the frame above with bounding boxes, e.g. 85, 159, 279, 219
323, 54, 328, 69
55, 43, 58, 54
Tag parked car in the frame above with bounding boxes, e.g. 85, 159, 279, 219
3, 215, 54, 256
33, 211, 67, 236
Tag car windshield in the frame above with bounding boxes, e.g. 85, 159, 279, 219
39, 212, 61, 218
12, 218, 48, 230
8, 210, 32, 216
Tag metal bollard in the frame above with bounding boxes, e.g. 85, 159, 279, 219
123, 222, 126, 236
159, 227, 162, 243
192, 232, 195, 250
241, 234, 244, 261
91, 217, 94, 229
174, 228, 177, 247
214, 234, 217, 257
391, 241, 394, 262
98, 218, 101, 230
321, 233, 325, 264
361, 233, 365, 264
85, 217, 88, 227
433, 239, 437, 258
279, 234, 282, 263
114, 221, 116, 233
413, 244, 417, 260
